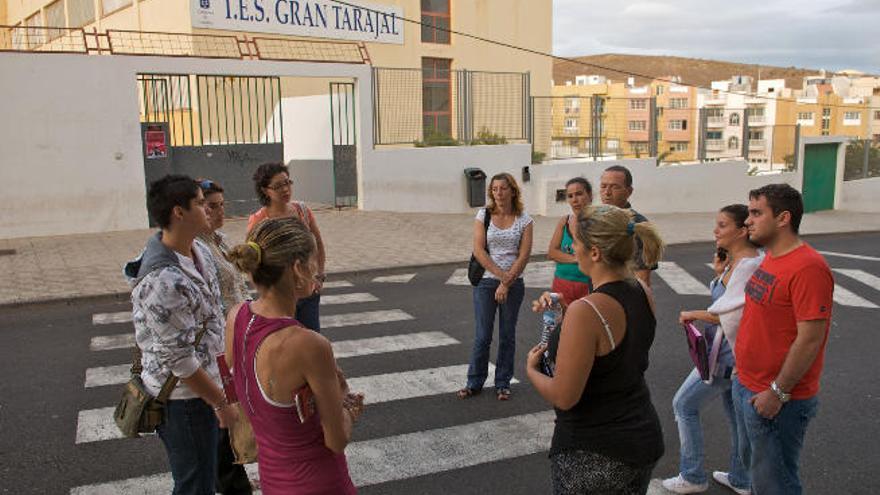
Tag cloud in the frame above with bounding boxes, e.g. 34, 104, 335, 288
553, 0, 878, 74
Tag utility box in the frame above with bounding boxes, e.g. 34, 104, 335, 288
463, 168, 487, 207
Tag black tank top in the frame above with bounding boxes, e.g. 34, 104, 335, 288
547, 279, 664, 467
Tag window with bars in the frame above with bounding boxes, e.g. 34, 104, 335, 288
669, 98, 688, 109
797, 112, 814, 121
843, 111, 861, 123
668, 119, 687, 130
422, 57, 452, 137
421, 0, 450, 44
669, 142, 688, 152
629, 99, 647, 110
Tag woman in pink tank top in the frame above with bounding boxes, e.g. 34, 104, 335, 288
225, 217, 364, 494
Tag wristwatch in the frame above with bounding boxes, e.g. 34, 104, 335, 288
770, 381, 791, 403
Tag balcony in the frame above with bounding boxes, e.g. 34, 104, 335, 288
707, 116, 725, 127
706, 139, 724, 151
563, 127, 579, 135
747, 115, 766, 125
748, 139, 766, 150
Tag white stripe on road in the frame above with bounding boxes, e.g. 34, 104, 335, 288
347, 410, 553, 486
372, 273, 416, 283
320, 293, 378, 305
92, 312, 132, 325
84, 364, 132, 388
347, 363, 517, 405
323, 280, 355, 289
333, 331, 459, 359
656, 262, 711, 295
833, 284, 879, 308
819, 250, 880, 262
834, 269, 880, 291
84, 332, 460, 388
76, 362, 510, 444
321, 309, 413, 329
90, 333, 135, 351
72, 411, 555, 493
446, 261, 556, 288
75, 407, 125, 444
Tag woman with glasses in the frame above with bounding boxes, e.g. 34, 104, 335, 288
248, 163, 327, 332
547, 177, 593, 305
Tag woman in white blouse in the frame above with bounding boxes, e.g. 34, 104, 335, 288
459, 173, 533, 401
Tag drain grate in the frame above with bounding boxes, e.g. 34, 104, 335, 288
0, 249, 17, 256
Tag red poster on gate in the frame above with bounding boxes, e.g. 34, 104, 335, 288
145, 130, 167, 159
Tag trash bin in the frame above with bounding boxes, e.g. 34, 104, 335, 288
464, 168, 487, 207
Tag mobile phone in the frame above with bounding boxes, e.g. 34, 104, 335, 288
716, 247, 728, 262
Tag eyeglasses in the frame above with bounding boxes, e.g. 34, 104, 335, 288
267, 179, 293, 191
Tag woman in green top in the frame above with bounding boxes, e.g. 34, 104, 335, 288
548, 177, 593, 305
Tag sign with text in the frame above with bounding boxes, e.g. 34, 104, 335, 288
191, 0, 404, 44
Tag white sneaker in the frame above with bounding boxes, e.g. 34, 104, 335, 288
712, 471, 751, 495
661, 474, 708, 493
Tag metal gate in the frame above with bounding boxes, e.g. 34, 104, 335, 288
330, 82, 357, 208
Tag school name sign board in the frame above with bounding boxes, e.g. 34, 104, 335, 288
191, 0, 404, 44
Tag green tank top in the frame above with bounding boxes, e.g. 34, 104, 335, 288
554, 219, 591, 284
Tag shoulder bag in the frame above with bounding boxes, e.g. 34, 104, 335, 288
467, 208, 492, 286
113, 323, 209, 437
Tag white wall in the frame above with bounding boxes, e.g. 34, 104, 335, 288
0, 52, 373, 239
839, 177, 880, 212
281, 94, 333, 163
530, 158, 801, 217
360, 144, 532, 213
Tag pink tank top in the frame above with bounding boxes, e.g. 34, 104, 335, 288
232, 303, 356, 494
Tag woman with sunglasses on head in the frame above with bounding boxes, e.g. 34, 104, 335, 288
195, 178, 255, 494
527, 205, 665, 494
548, 177, 594, 305
248, 163, 327, 332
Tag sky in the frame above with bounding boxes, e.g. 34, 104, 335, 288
553, 0, 879, 75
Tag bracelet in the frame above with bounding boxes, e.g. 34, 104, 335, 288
213, 401, 228, 412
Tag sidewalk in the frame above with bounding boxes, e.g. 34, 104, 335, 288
1, 209, 878, 306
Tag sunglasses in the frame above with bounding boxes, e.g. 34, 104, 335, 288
199, 179, 216, 190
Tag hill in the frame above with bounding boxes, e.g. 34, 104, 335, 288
552, 54, 822, 91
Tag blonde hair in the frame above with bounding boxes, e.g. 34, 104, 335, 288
227, 217, 315, 288
575, 205, 664, 271
486, 173, 524, 216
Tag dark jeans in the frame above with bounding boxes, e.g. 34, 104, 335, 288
296, 292, 321, 332
732, 377, 818, 495
156, 398, 219, 495
466, 277, 525, 390
217, 428, 252, 494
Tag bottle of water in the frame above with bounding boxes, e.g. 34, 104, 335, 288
540, 293, 562, 376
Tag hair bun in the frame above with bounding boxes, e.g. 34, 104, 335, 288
228, 242, 261, 274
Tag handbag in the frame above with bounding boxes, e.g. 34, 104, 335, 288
113, 323, 209, 438
217, 351, 258, 464
467, 208, 492, 286
681, 321, 724, 382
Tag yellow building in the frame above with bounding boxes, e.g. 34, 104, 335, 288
4, 0, 552, 147
794, 93, 870, 140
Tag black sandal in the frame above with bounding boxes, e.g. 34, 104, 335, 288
496, 388, 511, 401
457, 387, 481, 399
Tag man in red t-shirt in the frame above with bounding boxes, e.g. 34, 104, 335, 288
733, 183, 833, 495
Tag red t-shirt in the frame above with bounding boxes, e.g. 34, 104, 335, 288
735, 243, 833, 399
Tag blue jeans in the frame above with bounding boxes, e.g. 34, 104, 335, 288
732, 377, 818, 495
672, 368, 749, 489
296, 292, 321, 332
466, 277, 525, 390
157, 398, 219, 495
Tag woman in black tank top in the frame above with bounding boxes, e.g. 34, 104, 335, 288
526, 205, 666, 495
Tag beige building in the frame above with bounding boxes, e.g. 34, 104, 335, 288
4, 0, 551, 147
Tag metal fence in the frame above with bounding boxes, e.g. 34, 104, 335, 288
844, 139, 880, 181
138, 74, 282, 147
372, 67, 529, 146
533, 95, 800, 169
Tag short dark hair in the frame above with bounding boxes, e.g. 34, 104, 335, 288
147, 175, 200, 229
603, 165, 633, 188
749, 183, 804, 234
196, 177, 224, 195
253, 163, 289, 206
565, 177, 593, 197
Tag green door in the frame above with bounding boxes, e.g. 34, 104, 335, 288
802, 143, 838, 212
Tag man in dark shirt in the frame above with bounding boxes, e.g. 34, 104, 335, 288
599, 165, 656, 286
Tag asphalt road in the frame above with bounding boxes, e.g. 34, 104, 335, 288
1, 232, 878, 494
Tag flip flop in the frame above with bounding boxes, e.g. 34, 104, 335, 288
457, 387, 481, 399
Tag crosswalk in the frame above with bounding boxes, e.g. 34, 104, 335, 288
72, 278, 544, 494
69, 256, 880, 494
446, 260, 880, 309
